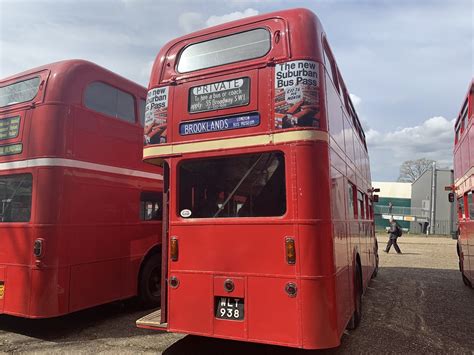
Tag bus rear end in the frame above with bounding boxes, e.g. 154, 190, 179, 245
139, 9, 347, 349
0, 69, 55, 317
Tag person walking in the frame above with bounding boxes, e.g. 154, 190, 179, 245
385, 218, 402, 254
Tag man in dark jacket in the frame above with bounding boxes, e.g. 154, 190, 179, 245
385, 218, 402, 254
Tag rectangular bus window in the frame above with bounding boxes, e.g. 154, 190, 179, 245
139, 99, 146, 126
458, 196, 465, 219
84, 82, 136, 123
178, 152, 286, 218
0, 77, 41, 108
0, 174, 33, 222
323, 45, 338, 91
468, 192, 474, 220
365, 194, 370, 219
177, 28, 271, 73
357, 190, 364, 220
140, 191, 163, 221
348, 182, 355, 219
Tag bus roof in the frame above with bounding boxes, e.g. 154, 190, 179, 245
149, 8, 325, 86
1, 60, 146, 106
454, 79, 474, 127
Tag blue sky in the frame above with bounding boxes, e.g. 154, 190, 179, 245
0, 0, 472, 180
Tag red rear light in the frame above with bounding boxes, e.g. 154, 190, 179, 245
285, 237, 296, 264
170, 237, 179, 262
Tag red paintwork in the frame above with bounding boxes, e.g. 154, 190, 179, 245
0, 60, 163, 318
453, 79, 474, 285
143, 8, 377, 349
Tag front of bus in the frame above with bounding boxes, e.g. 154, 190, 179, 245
0, 66, 66, 318
141, 9, 339, 349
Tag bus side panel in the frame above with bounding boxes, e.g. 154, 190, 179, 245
4, 266, 30, 316
299, 277, 340, 349
29, 266, 69, 318
247, 276, 300, 346
168, 272, 213, 335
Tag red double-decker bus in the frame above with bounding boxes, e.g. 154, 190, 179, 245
138, 9, 378, 349
0, 60, 163, 318
453, 79, 474, 288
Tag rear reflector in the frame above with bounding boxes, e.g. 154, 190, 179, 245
285, 237, 296, 264
170, 237, 179, 262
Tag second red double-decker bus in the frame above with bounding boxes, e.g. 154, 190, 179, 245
0, 60, 163, 318
453, 79, 474, 288
138, 8, 378, 349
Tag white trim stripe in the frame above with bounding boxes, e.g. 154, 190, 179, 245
0, 158, 163, 180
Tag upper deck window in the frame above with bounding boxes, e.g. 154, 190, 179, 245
84, 82, 136, 123
0, 77, 41, 108
177, 28, 271, 73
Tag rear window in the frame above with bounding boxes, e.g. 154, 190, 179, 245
0, 174, 33, 222
84, 82, 136, 123
0, 77, 41, 108
177, 28, 271, 73
178, 152, 286, 218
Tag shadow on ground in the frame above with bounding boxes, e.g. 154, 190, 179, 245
0, 299, 156, 342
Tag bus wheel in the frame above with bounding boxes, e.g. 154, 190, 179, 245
372, 242, 379, 279
138, 253, 161, 308
347, 262, 362, 330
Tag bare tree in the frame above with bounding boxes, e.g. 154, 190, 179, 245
397, 158, 435, 182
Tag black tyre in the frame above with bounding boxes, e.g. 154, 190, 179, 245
372, 241, 379, 279
138, 253, 162, 308
347, 262, 362, 330
462, 272, 472, 287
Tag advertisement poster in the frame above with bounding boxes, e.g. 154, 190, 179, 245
0, 116, 20, 140
144, 87, 169, 145
189, 77, 250, 113
274, 60, 320, 129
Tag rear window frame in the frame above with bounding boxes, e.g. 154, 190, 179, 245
176, 150, 287, 219
0, 76, 41, 108
176, 27, 272, 74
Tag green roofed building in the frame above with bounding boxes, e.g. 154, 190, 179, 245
372, 182, 412, 232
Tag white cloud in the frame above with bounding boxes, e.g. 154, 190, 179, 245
178, 12, 204, 33
367, 116, 455, 180
206, 8, 259, 27
349, 93, 361, 107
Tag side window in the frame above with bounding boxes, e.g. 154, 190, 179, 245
469, 192, 474, 219
458, 196, 465, 219
323, 44, 339, 91
140, 191, 163, 221
139, 98, 146, 126
365, 195, 370, 219
455, 125, 460, 144
357, 190, 364, 220
348, 182, 356, 219
368, 198, 373, 219
84, 82, 136, 123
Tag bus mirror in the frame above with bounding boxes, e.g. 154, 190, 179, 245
448, 192, 455, 203
373, 195, 379, 203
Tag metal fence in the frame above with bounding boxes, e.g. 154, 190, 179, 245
374, 205, 430, 218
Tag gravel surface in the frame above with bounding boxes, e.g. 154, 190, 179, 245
0, 235, 473, 354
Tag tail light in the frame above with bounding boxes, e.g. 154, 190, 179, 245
170, 237, 179, 262
285, 237, 296, 264
33, 239, 44, 258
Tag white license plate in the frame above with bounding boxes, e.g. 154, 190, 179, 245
215, 297, 244, 320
